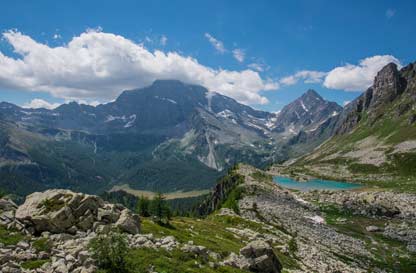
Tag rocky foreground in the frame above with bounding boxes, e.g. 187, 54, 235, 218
1, 165, 416, 273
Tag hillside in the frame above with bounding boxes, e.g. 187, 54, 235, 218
1, 164, 415, 273
286, 62, 416, 192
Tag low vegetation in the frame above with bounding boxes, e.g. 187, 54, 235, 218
317, 202, 416, 272
250, 171, 272, 182
89, 232, 130, 273
32, 237, 53, 253
0, 225, 25, 246
21, 259, 50, 270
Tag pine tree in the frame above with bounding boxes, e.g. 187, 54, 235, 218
136, 195, 150, 217
150, 192, 171, 224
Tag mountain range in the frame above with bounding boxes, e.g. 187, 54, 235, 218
1, 61, 415, 197
0, 79, 343, 196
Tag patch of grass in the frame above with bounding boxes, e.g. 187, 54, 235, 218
275, 249, 299, 270
33, 237, 53, 253
126, 248, 247, 273
250, 171, 272, 183
389, 152, 416, 176
348, 163, 381, 174
0, 225, 26, 245
288, 237, 298, 255
21, 259, 50, 270
39, 198, 65, 213
140, 217, 244, 256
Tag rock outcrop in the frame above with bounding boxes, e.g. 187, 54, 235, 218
15, 189, 140, 234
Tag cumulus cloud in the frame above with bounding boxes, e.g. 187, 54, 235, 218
280, 70, 327, 86
232, 48, 245, 63
204, 33, 226, 54
0, 30, 277, 105
323, 55, 401, 91
22, 99, 61, 109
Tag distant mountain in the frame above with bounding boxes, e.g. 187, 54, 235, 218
0, 80, 340, 196
271, 89, 342, 136
292, 61, 416, 190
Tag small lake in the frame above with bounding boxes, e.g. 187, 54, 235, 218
273, 176, 363, 191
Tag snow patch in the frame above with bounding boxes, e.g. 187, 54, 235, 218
216, 109, 234, 119
300, 100, 309, 112
105, 115, 126, 122
205, 92, 217, 112
124, 114, 136, 128
305, 215, 325, 224
294, 196, 309, 205
154, 96, 177, 104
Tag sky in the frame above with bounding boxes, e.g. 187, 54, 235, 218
0, 0, 415, 112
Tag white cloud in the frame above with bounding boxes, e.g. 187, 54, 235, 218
247, 61, 269, 72
0, 30, 277, 105
280, 70, 327, 86
22, 99, 61, 109
386, 8, 396, 19
323, 55, 401, 91
248, 63, 264, 72
160, 35, 167, 46
53, 33, 61, 40
232, 48, 245, 63
204, 33, 226, 54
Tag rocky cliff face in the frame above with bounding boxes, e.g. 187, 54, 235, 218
335, 62, 412, 135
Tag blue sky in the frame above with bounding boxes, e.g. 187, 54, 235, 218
0, 0, 415, 111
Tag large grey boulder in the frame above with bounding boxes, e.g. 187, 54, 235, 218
223, 240, 282, 273
240, 240, 282, 273
15, 189, 140, 234
115, 209, 140, 234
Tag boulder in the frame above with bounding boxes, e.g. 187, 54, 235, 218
223, 240, 282, 273
366, 225, 381, 232
0, 198, 18, 212
240, 240, 282, 273
15, 189, 140, 234
115, 209, 141, 234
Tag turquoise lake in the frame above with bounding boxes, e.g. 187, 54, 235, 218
273, 176, 363, 191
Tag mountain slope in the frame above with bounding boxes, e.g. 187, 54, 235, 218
290, 62, 416, 192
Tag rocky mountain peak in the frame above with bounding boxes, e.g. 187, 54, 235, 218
370, 62, 405, 109
302, 89, 323, 101
272, 89, 341, 134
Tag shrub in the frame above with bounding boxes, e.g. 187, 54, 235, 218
89, 232, 130, 273
33, 237, 53, 253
